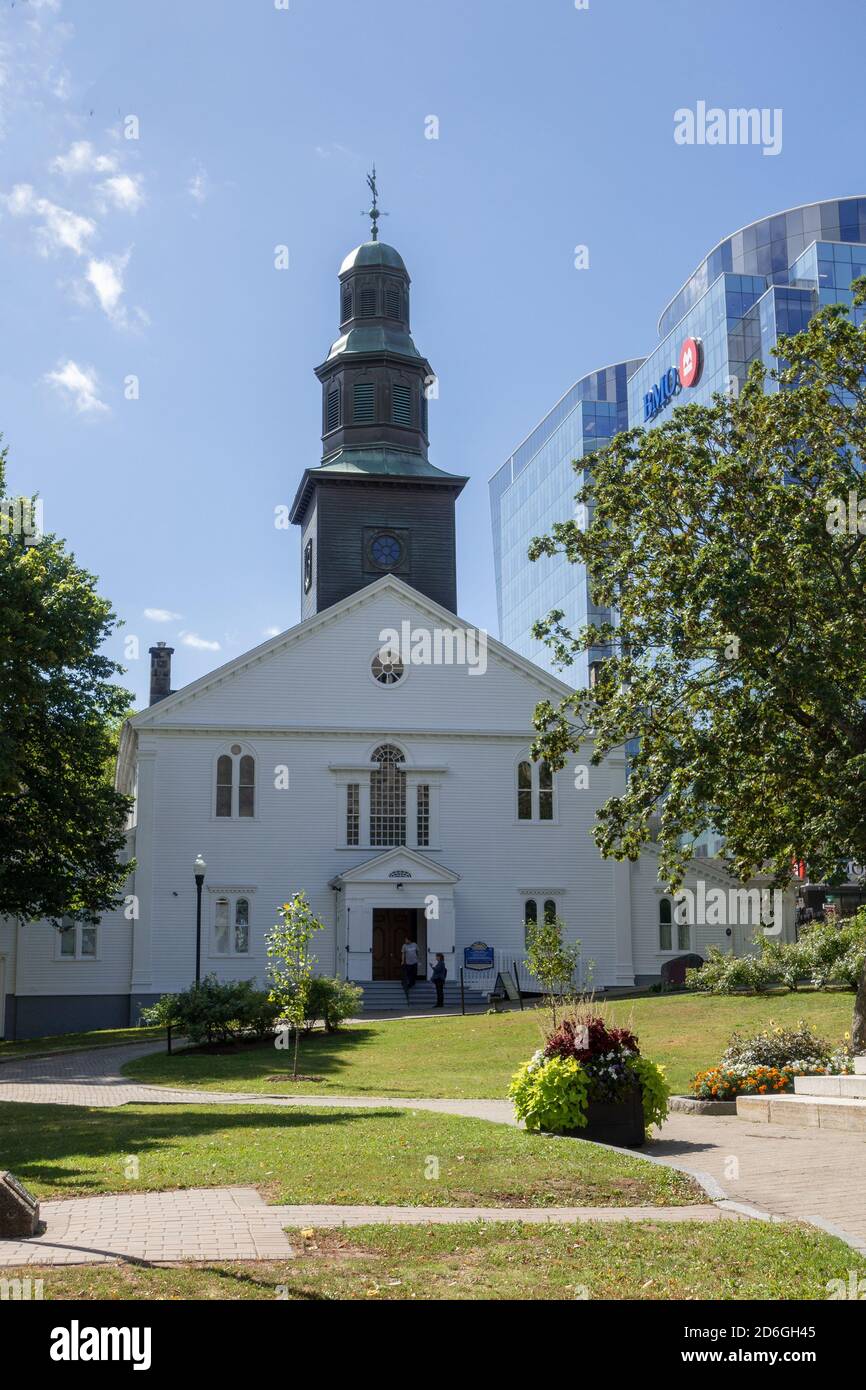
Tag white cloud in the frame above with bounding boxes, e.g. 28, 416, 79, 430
7, 183, 96, 255
99, 173, 144, 212
51, 140, 117, 177
144, 608, 182, 623
86, 251, 129, 320
179, 631, 221, 652
44, 360, 108, 415
187, 165, 208, 204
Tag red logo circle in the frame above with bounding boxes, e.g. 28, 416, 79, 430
679, 337, 702, 388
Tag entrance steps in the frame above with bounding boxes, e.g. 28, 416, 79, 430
353, 980, 489, 1013
737, 1059, 866, 1131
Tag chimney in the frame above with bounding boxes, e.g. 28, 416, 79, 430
148, 642, 174, 705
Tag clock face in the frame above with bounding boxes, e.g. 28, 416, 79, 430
370, 533, 402, 569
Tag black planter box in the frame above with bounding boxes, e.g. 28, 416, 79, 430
552, 1084, 646, 1148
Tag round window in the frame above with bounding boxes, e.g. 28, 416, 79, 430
371, 650, 405, 686
371, 533, 402, 569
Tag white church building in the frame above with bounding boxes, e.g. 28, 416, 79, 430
0, 210, 792, 1039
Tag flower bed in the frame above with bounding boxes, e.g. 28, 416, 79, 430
689, 1022, 853, 1101
508, 1015, 669, 1146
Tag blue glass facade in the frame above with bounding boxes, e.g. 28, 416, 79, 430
490, 198, 866, 684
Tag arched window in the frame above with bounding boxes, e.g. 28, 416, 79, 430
214, 895, 251, 955
517, 761, 532, 820
539, 762, 554, 821
659, 897, 673, 951
370, 744, 406, 846
544, 899, 557, 925
524, 898, 538, 947
239, 755, 255, 818
216, 746, 255, 819
517, 758, 555, 822
234, 898, 250, 954
216, 755, 233, 818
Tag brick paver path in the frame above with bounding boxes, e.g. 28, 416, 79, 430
0, 1188, 295, 1266
2, 1042, 865, 1258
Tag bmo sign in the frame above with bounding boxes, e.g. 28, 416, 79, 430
643, 336, 703, 421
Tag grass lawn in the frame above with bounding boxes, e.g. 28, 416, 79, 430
6, 1220, 863, 1300
0, 1026, 165, 1062
0, 1101, 702, 1208
122, 991, 855, 1098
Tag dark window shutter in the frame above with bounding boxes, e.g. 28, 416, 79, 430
385, 284, 401, 319
358, 285, 377, 317
392, 383, 412, 426
341, 287, 353, 321
353, 382, 376, 423
326, 386, 341, 432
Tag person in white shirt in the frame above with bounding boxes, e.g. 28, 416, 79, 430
400, 936, 419, 1002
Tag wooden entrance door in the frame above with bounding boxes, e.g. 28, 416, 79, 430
372, 909, 416, 980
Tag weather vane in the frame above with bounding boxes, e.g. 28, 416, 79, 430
363, 164, 388, 242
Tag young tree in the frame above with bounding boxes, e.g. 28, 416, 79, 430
0, 444, 133, 925
266, 892, 325, 1078
527, 281, 866, 1048
525, 916, 581, 1025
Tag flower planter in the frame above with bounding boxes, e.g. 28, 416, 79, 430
554, 1084, 646, 1148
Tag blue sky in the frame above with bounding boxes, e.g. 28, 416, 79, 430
2, 0, 865, 707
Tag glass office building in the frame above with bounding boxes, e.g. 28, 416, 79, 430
490, 198, 866, 683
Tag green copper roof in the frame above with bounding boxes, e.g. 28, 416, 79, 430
316, 447, 462, 480
326, 325, 421, 362
339, 242, 407, 274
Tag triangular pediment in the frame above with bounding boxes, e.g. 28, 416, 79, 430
331, 846, 460, 886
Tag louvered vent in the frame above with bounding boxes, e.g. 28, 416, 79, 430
392, 384, 412, 426
358, 286, 377, 317
341, 287, 353, 321
326, 387, 341, 432
353, 382, 376, 423
385, 285, 401, 319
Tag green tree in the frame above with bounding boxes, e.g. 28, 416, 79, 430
0, 445, 133, 924
266, 892, 324, 1078
525, 916, 580, 1024
527, 281, 866, 1048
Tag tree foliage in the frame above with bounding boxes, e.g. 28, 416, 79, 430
528, 282, 866, 1046
0, 443, 133, 923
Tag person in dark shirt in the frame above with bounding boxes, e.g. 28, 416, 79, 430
431, 953, 447, 1009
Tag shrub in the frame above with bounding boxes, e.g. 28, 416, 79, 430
140, 975, 281, 1046
508, 1054, 589, 1133
302, 977, 363, 1033
685, 947, 772, 995
722, 1022, 834, 1072
688, 911, 866, 995
631, 1055, 670, 1129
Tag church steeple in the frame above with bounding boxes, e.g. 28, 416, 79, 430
290, 178, 467, 619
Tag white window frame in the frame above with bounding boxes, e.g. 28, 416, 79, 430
209, 893, 253, 958
658, 896, 690, 954
515, 754, 558, 825
55, 918, 100, 962
213, 744, 258, 822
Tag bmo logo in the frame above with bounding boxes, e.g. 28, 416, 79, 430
643, 336, 704, 421
679, 336, 702, 389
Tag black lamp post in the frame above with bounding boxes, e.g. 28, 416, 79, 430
194, 853, 206, 985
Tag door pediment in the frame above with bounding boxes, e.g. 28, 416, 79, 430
332, 846, 460, 886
